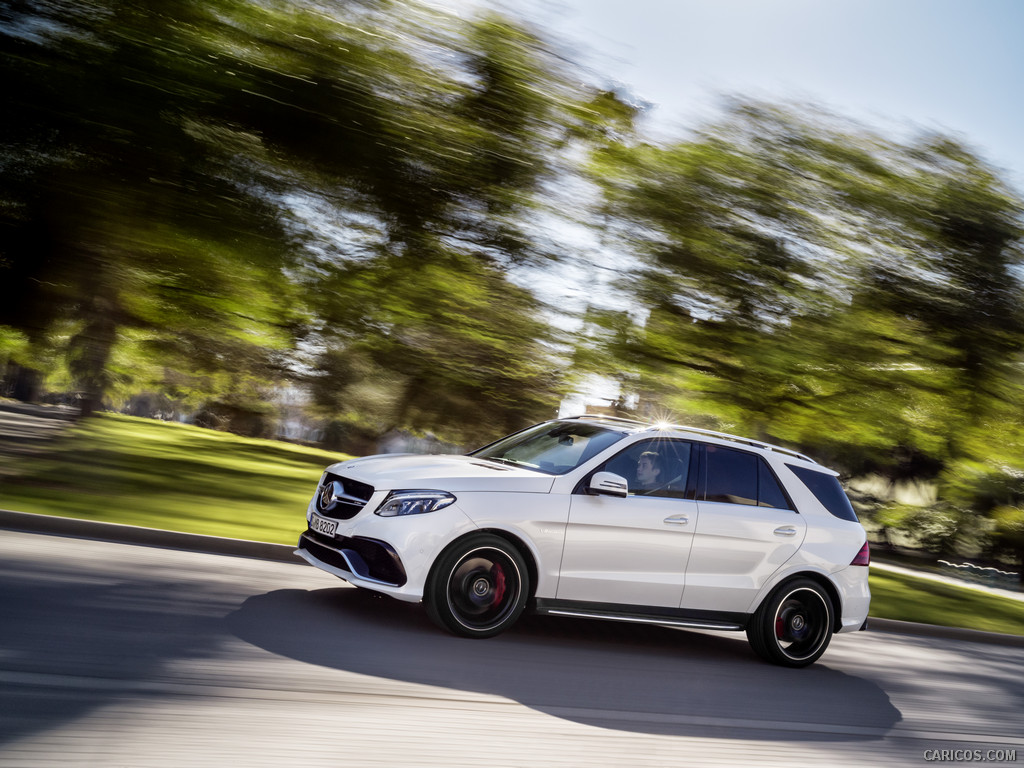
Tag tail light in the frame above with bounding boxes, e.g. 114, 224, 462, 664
850, 541, 870, 566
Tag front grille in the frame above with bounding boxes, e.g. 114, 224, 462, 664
299, 531, 407, 587
315, 472, 375, 520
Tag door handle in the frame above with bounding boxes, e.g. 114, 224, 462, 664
774, 526, 798, 537
664, 515, 689, 525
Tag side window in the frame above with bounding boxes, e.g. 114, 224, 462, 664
786, 464, 858, 521
703, 445, 794, 510
704, 446, 758, 505
598, 439, 692, 499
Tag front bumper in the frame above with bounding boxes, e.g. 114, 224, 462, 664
297, 529, 408, 587
301, 481, 483, 601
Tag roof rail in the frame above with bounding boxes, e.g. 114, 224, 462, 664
561, 414, 649, 427
559, 414, 817, 464
648, 424, 818, 464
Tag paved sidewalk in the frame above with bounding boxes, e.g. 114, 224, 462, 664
0, 401, 77, 477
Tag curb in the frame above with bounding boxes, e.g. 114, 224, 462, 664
867, 617, 1024, 648
0, 509, 302, 564
2, 509, 1023, 649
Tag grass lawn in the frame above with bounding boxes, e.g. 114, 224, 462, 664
2, 412, 1023, 635
0, 412, 350, 545
868, 568, 1024, 635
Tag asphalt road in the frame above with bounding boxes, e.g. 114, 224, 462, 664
1, 530, 1021, 767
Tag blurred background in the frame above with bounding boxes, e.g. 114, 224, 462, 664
1, 0, 1023, 581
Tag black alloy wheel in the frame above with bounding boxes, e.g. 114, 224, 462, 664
747, 578, 834, 667
425, 534, 529, 638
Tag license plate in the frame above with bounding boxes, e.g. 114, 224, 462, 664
310, 513, 337, 537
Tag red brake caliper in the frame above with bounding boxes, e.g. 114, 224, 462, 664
492, 563, 507, 605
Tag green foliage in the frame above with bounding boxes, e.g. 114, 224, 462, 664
940, 458, 1024, 512
586, 104, 865, 446
306, 248, 565, 444
991, 506, 1024, 571
0, 327, 29, 366
1, 0, 600, 440
586, 100, 1024, 467
935, 455, 1024, 575
566, 89, 644, 145
873, 503, 920, 536
0, 0, 303, 415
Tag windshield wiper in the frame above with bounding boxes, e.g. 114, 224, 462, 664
479, 456, 519, 467
479, 456, 541, 471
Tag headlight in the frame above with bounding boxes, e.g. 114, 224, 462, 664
374, 490, 457, 517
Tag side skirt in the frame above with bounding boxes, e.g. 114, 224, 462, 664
532, 598, 748, 632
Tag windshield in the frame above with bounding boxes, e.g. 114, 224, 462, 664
470, 421, 628, 475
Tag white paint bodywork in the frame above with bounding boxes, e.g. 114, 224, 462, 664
299, 426, 871, 633
681, 500, 808, 613
558, 494, 698, 607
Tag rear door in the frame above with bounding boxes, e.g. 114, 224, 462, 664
680, 444, 806, 613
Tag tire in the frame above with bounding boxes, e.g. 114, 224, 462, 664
424, 534, 529, 639
747, 578, 834, 667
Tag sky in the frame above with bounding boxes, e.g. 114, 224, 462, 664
498, 0, 1024, 189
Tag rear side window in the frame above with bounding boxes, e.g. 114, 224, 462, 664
705, 446, 758, 505
703, 446, 793, 509
787, 465, 859, 522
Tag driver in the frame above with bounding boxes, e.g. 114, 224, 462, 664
636, 451, 663, 492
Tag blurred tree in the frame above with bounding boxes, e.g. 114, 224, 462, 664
218, 5, 588, 442
307, 247, 564, 445
802, 136, 1024, 480
0, 0, 302, 422
1, 0, 601, 442
584, 102, 835, 443
934, 454, 1024, 581
991, 506, 1024, 584
822, 131, 1024, 447
903, 142, 1021, 426
585, 100, 1024, 479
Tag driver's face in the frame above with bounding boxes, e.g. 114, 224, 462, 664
637, 455, 659, 485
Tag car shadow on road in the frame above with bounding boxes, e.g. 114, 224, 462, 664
0, 572, 229, 748
226, 586, 903, 741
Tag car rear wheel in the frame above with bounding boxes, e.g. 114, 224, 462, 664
747, 578, 834, 667
425, 534, 529, 638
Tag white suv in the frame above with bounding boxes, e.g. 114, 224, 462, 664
296, 416, 870, 667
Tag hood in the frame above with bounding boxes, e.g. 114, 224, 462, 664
327, 453, 557, 493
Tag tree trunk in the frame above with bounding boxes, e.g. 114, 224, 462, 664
69, 299, 118, 418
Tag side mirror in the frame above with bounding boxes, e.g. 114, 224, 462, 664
590, 471, 628, 498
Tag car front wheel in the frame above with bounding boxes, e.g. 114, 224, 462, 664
424, 534, 529, 639
747, 578, 834, 667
